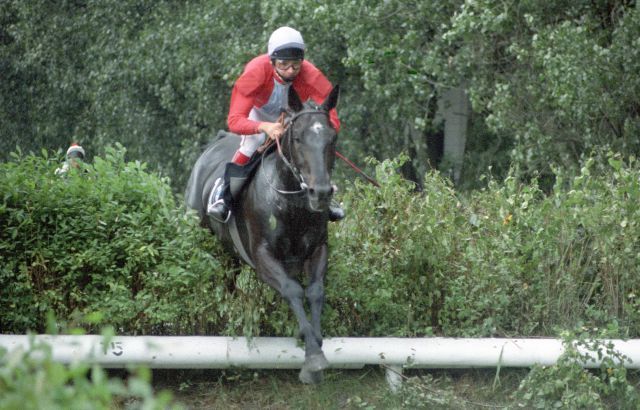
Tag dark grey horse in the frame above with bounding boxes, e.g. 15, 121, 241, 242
185, 86, 339, 383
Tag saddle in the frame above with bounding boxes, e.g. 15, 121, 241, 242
218, 134, 276, 210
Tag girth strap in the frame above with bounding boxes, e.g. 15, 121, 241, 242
228, 214, 255, 269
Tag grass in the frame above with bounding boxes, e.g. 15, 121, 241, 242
147, 367, 527, 409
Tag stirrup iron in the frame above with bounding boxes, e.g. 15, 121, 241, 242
207, 177, 230, 223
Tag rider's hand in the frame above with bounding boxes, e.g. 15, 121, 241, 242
258, 122, 284, 140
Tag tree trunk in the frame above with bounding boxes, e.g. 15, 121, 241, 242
436, 87, 471, 184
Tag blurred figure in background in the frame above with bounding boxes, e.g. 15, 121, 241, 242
55, 142, 85, 175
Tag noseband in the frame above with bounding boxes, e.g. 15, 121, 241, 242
263, 108, 331, 195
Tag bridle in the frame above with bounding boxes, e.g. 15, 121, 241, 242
262, 108, 332, 195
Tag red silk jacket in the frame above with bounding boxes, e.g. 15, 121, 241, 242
227, 54, 340, 135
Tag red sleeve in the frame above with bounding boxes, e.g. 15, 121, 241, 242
294, 62, 341, 132
227, 55, 271, 135
227, 87, 260, 135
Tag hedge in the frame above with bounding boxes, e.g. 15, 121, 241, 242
2, 148, 638, 339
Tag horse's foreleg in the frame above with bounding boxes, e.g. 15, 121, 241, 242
254, 245, 322, 357
297, 243, 330, 384
305, 244, 328, 348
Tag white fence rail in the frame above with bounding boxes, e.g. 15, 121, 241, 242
2, 335, 639, 369
3, 335, 639, 390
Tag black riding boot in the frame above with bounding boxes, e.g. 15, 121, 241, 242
328, 185, 346, 222
207, 177, 230, 223
329, 203, 345, 221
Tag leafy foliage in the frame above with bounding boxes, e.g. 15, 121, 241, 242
3, 1, 638, 190
1, 134, 639, 407
325, 152, 640, 338
0, 334, 180, 410
431, 1, 640, 180
514, 331, 639, 409
0, 0, 262, 190
0, 145, 251, 336
2, 148, 640, 340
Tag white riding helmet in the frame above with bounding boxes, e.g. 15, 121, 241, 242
66, 143, 85, 160
268, 26, 305, 60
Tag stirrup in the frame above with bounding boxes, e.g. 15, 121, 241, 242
207, 199, 230, 223
207, 178, 231, 223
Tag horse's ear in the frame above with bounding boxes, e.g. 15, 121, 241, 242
321, 85, 340, 112
288, 86, 304, 112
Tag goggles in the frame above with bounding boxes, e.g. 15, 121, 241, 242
274, 59, 302, 71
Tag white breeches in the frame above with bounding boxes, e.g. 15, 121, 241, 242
238, 133, 267, 157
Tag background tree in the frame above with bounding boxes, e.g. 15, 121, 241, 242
1, 1, 638, 190
425, 0, 640, 181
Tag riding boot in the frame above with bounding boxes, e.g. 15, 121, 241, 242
207, 177, 230, 223
329, 202, 345, 222
328, 183, 345, 221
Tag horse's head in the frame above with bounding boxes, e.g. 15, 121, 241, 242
284, 85, 340, 213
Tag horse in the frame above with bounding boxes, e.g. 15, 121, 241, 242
185, 85, 340, 384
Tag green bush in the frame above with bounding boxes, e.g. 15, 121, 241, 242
0, 334, 179, 410
326, 152, 640, 338
513, 331, 639, 409
326, 154, 462, 336
2, 147, 639, 340
0, 145, 245, 336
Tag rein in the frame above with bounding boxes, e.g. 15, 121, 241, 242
262, 108, 329, 195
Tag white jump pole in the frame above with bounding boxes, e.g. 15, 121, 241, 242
2, 336, 639, 390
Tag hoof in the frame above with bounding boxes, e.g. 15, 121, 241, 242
304, 352, 329, 373
299, 368, 324, 384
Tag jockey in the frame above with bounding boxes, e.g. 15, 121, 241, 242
207, 26, 345, 222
